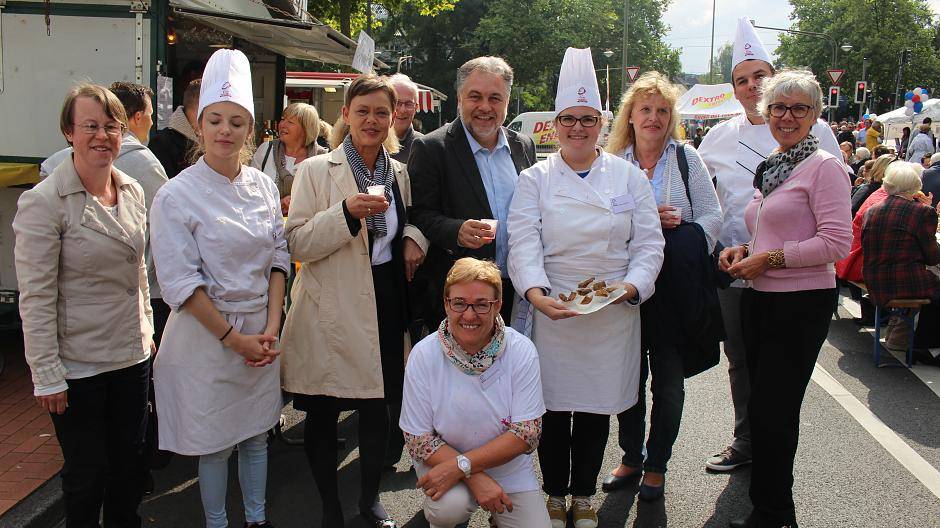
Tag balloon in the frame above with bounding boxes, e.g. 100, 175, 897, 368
906, 100, 915, 108
905, 91, 915, 100
863, 114, 870, 120
923, 89, 930, 97
913, 95, 921, 103
914, 101, 924, 113
870, 114, 877, 120
906, 107, 915, 116
914, 87, 923, 96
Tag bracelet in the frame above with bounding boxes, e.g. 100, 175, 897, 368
219, 325, 234, 341
767, 249, 786, 269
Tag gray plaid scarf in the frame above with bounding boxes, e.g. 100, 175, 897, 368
342, 134, 393, 237
754, 134, 819, 197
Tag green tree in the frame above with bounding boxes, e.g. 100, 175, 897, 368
472, 0, 681, 111
308, 0, 457, 37
700, 42, 733, 84
775, 0, 940, 114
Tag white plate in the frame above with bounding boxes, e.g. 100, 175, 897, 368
558, 284, 628, 315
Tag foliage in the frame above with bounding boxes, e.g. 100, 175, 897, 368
775, 0, 940, 115
307, 0, 457, 37
699, 42, 733, 84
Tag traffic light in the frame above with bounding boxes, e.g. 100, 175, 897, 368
902, 49, 912, 64
854, 81, 867, 104
828, 86, 840, 108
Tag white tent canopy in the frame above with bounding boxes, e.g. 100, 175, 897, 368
677, 83, 744, 119
878, 99, 940, 140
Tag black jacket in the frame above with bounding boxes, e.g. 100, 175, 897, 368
148, 127, 195, 179
641, 222, 725, 378
922, 162, 940, 208
408, 118, 536, 317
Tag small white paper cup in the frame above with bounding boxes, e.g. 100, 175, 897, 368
367, 185, 385, 196
481, 219, 498, 239
669, 207, 682, 220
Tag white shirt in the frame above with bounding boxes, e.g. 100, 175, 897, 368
400, 328, 546, 494
371, 192, 398, 265
150, 158, 290, 312
698, 114, 842, 250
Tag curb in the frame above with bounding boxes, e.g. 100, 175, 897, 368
0, 475, 63, 528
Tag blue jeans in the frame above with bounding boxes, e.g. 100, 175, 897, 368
616, 345, 685, 474
198, 432, 269, 528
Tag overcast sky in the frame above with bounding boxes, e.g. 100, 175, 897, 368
663, 0, 940, 74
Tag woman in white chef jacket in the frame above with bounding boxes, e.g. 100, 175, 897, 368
507, 48, 664, 528
150, 49, 287, 528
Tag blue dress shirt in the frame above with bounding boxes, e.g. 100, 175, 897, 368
463, 124, 517, 277
621, 139, 677, 206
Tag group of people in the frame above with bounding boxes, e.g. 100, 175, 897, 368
17, 15, 936, 528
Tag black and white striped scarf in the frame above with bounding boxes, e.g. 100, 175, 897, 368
343, 134, 393, 237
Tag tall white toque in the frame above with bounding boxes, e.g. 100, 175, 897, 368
732, 17, 772, 71
554, 47, 602, 114
198, 48, 255, 120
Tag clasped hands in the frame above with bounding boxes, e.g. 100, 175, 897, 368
416, 458, 514, 515
718, 245, 770, 281
223, 325, 280, 367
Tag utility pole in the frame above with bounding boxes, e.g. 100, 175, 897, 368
709, 0, 716, 83
621, 0, 629, 95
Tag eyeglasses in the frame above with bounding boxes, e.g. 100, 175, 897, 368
557, 114, 600, 128
74, 122, 126, 136
446, 297, 498, 315
396, 101, 417, 110
766, 103, 813, 119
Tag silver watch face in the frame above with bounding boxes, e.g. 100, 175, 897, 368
458, 457, 471, 471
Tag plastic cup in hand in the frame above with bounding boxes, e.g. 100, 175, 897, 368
481, 219, 498, 240
669, 207, 682, 221
367, 185, 385, 196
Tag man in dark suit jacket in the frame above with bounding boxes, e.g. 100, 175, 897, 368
409, 56, 536, 329
921, 153, 940, 207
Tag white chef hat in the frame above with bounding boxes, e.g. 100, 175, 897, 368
554, 47, 602, 115
198, 48, 255, 120
732, 17, 772, 72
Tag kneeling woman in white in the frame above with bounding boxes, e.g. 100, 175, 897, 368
400, 258, 550, 528
150, 49, 288, 528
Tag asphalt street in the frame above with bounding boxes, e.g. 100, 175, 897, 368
74, 292, 940, 527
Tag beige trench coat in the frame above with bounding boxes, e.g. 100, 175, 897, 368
280, 148, 428, 399
13, 156, 153, 391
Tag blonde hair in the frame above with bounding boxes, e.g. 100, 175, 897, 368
606, 71, 680, 154
444, 258, 503, 300
282, 103, 321, 147
318, 119, 333, 140
867, 154, 894, 183
882, 162, 922, 197
60, 83, 128, 145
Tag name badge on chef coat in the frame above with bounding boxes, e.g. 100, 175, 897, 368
611, 193, 636, 214
480, 359, 502, 390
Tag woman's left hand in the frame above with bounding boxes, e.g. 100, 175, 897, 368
416, 458, 464, 500
657, 205, 681, 230
245, 325, 281, 367
727, 252, 772, 281
403, 238, 426, 282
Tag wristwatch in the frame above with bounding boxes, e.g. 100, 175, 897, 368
456, 454, 472, 479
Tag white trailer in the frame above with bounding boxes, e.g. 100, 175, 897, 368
0, 0, 380, 328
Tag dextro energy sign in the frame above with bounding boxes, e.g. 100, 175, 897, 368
689, 91, 733, 110
532, 120, 558, 145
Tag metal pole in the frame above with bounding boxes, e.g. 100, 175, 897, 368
621, 0, 629, 95
829, 45, 837, 122
709, 0, 716, 83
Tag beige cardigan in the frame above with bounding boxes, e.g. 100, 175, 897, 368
14, 156, 153, 390
280, 148, 428, 399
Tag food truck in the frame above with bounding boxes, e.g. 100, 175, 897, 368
0, 0, 381, 328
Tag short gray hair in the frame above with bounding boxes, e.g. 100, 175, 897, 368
388, 73, 419, 99
882, 162, 922, 197
455, 56, 513, 96
855, 147, 871, 161
757, 69, 823, 122
929, 152, 940, 165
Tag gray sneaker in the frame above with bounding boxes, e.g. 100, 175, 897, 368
705, 446, 751, 472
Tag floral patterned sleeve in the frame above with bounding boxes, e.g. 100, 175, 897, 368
506, 417, 542, 454
403, 431, 447, 463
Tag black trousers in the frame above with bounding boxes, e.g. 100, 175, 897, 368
51, 361, 150, 528
741, 288, 837, 527
538, 410, 610, 497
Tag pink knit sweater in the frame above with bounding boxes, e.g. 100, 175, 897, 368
744, 150, 852, 292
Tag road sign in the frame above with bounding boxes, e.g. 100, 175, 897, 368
625, 66, 641, 83
826, 69, 845, 85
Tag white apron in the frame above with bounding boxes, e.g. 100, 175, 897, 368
530, 155, 642, 415
154, 297, 282, 455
